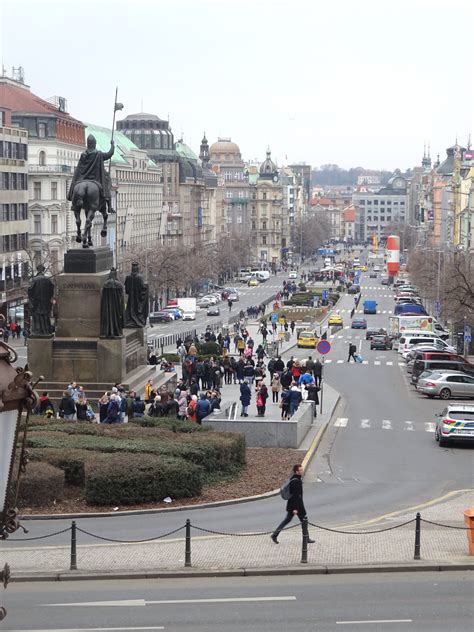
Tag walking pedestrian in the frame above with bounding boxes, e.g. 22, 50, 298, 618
347, 342, 357, 362
289, 384, 302, 417
313, 358, 323, 387
290, 320, 296, 335
256, 381, 268, 416
271, 464, 315, 544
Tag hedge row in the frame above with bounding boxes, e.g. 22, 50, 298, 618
17, 461, 65, 507
26, 429, 246, 473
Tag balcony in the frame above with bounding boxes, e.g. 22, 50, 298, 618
228, 197, 250, 204
0, 158, 26, 167
29, 164, 72, 174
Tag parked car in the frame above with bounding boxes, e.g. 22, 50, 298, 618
369, 272, 377, 278
197, 297, 211, 308
207, 306, 221, 316
435, 404, 474, 446
417, 371, 474, 400
182, 311, 196, 321
381, 277, 390, 285
202, 295, 218, 305
411, 358, 474, 384
351, 317, 367, 329
149, 311, 173, 323
289, 271, 298, 279
370, 335, 392, 350
404, 341, 457, 361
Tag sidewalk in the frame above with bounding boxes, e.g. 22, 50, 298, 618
3, 491, 473, 577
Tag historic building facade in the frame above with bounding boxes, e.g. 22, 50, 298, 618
353, 176, 408, 242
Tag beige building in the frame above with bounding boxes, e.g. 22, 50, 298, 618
250, 150, 285, 266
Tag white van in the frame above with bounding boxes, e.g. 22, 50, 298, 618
398, 331, 442, 355
250, 270, 270, 282
393, 328, 440, 351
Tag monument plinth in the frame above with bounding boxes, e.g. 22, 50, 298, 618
28, 248, 148, 388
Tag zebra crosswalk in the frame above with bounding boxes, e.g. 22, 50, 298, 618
332, 417, 436, 433
323, 359, 405, 367
336, 308, 393, 314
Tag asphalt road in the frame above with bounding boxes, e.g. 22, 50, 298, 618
2, 572, 473, 631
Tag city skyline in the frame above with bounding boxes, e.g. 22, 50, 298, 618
1, 0, 473, 170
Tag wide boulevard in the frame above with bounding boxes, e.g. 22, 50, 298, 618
2, 572, 473, 631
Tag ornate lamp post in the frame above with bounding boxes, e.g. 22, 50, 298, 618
0, 335, 38, 621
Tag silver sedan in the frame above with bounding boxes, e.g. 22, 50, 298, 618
417, 371, 474, 400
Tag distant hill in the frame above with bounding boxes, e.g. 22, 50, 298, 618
311, 164, 396, 186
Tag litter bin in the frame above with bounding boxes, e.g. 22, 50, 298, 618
463, 508, 474, 555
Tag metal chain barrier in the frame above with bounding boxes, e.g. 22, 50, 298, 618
420, 518, 474, 530
190, 522, 301, 538
6, 526, 72, 542
75, 524, 185, 543
307, 518, 416, 535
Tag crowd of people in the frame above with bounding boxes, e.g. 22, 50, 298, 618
1, 321, 28, 344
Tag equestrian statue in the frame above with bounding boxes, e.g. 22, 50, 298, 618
67, 134, 115, 248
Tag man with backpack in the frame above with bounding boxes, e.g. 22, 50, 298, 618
271, 464, 314, 544
347, 343, 357, 362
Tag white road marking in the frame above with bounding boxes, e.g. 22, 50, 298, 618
404, 421, 415, 431
325, 359, 333, 363
43, 600, 147, 607
337, 620, 412, 625
337, 359, 344, 364
344, 325, 350, 329
11, 628, 164, 631
388, 310, 393, 314
360, 418, 370, 428
382, 310, 387, 314
386, 361, 393, 366
362, 360, 368, 364
425, 422, 436, 432
338, 335, 343, 339
146, 596, 297, 605
329, 335, 335, 339
374, 360, 381, 365
334, 417, 349, 427
382, 419, 392, 430
398, 362, 405, 366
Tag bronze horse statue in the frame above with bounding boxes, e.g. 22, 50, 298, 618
70, 180, 109, 248
68, 135, 114, 248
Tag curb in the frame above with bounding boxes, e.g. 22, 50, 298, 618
10, 562, 474, 583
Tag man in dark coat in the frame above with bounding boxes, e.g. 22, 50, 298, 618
240, 380, 251, 416
271, 464, 314, 544
195, 393, 211, 425
67, 134, 114, 210
313, 358, 323, 386
347, 342, 357, 362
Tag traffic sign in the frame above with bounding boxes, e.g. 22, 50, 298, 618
464, 324, 472, 343
322, 290, 329, 300
316, 339, 331, 355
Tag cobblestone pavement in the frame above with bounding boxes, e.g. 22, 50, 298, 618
3, 491, 472, 574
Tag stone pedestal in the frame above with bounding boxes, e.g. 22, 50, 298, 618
28, 248, 148, 388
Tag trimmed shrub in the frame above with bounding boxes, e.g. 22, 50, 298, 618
17, 461, 64, 507
85, 453, 202, 505
198, 342, 221, 356
133, 417, 210, 433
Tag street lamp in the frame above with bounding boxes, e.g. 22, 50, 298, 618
0, 335, 38, 621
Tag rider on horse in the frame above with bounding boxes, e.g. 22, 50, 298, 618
67, 134, 114, 213
68, 134, 115, 247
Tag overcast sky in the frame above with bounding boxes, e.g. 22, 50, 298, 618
1, 0, 473, 170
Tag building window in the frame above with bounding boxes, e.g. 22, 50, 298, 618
263, 192, 267, 200
38, 123, 47, 138
51, 182, 58, 200
38, 151, 46, 166
238, 190, 244, 198
34, 215, 41, 234
252, 221, 256, 230
224, 171, 232, 181
226, 190, 232, 199
262, 221, 267, 230
33, 181, 41, 200
51, 214, 58, 234
262, 236, 267, 245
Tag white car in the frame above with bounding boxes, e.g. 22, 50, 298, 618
197, 298, 211, 308
289, 271, 298, 279
182, 311, 196, 321
202, 295, 218, 305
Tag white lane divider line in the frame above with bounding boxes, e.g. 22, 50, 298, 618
337, 619, 413, 625
404, 421, 415, 431
325, 359, 333, 363
398, 362, 405, 366
338, 335, 344, 339
344, 325, 350, 329
337, 359, 344, 364
360, 419, 370, 429
382, 310, 387, 314
362, 360, 369, 364
374, 360, 381, 365
334, 417, 349, 427
386, 361, 393, 366
382, 419, 392, 430
425, 422, 436, 432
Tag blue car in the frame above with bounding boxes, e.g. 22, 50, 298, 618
163, 307, 183, 319
351, 317, 367, 329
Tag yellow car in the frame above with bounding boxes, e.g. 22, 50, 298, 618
297, 330, 318, 348
362, 265, 368, 271
248, 278, 260, 286
328, 314, 343, 326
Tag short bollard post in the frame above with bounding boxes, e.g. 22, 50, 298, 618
301, 520, 308, 564
185, 519, 192, 568
70, 520, 77, 570
414, 512, 421, 560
